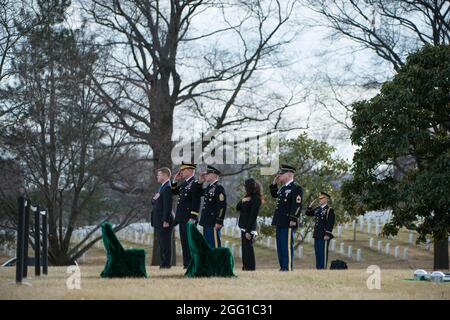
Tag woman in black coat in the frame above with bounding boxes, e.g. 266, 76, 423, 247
236, 178, 263, 271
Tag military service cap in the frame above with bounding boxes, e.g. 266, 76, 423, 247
277, 164, 296, 174
206, 165, 221, 175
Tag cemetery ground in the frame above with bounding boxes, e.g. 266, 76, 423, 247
1, 225, 449, 300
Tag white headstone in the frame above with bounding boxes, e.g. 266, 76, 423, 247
425, 239, 431, 251
344, 223, 348, 230
394, 246, 399, 258
267, 236, 272, 248
367, 222, 371, 234
225, 240, 229, 248
231, 228, 235, 238
352, 220, 356, 231
337, 225, 342, 238
408, 233, 414, 244
385, 243, 390, 255
347, 245, 352, 258
340, 243, 345, 255
375, 224, 380, 236
369, 238, 374, 248
359, 220, 364, 232
307, 232, 312, 243
377, 240, 382, 253
331, 239, 336, 252
402, 247, 409, 260
356, 249, 361, 262
231, 244, 236, 257
298, 246, 303, 258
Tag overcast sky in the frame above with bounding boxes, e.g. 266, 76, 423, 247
69, 1, 397, 164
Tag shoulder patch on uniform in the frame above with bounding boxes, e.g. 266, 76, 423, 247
219, 193, 225, 201
296, 195, 302, 203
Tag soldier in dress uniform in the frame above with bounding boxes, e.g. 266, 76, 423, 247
171, 162, 202, 269
198, 165, 227, 248
305, 191, 335, 269
269, 164, 303, 271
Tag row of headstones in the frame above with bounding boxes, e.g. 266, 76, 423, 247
336, 220, 384, 237
368, 238, 409, 259
0, 244, 16, 257
336, 222, 439, 249
330, 240, 362, 262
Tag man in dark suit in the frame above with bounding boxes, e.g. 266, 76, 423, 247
171, 162, 202, 268
151, 167, 174, 268
305, 191, 335, 269
269, 164, 303, 271
198, 165, 227, 248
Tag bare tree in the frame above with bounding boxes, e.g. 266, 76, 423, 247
0, 1, 150, 265
305, 0, 449, 71
82, 0, 306, 166
303, 0, 449, 133
81, 0, 307, 265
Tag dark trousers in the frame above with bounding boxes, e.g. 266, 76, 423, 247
241, 231, 256, 271
203, 227, 221, 248
314, 238, 330, 269
276, 227, 295, 271
157, 226, 173, 268
179, 221, 191, 268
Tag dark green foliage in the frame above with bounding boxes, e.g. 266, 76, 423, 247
343, 45, 450, 268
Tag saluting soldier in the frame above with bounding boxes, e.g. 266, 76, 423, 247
269, 164, 303, 271
171, 162, 202, 269
305, 191, 335, 269
198, 165, 227, 248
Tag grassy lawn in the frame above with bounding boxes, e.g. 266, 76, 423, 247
0, 265, 449, 300
1, 226, 448, 300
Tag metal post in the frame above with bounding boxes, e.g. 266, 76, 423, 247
23, 201, 31, 278
41, 209, 48, 275
34, 205, 41, 276
15, 197, 26, 283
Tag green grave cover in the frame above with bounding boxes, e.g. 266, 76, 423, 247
185, 221, 235, 278
100, 222, 147, 278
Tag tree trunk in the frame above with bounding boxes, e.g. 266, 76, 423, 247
433, 234, 449, 270
148, 85, 176, 265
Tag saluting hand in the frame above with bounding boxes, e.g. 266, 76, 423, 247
242, 197, 251, 202
272, 175, 279, 184
174, 170, 182, 181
